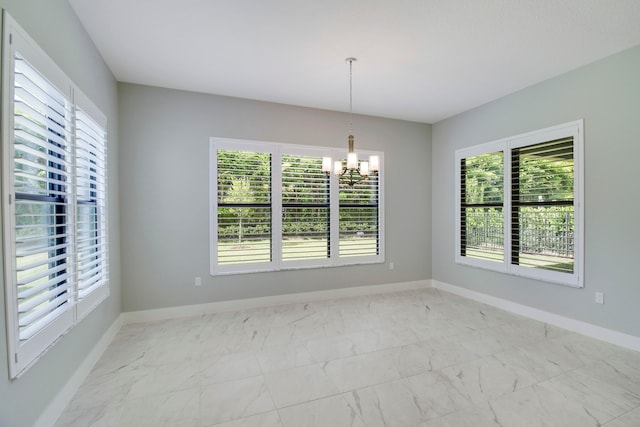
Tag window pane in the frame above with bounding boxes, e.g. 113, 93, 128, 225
75, 108, 108, 298
516, 207, 574, 273
513, 138, 574, 273
464, 152, 504, 205
460, 151, 504, 262
218, 207, 271, 264
462, 207, 504, 262
77, 203, 107, 297
14, 200, 71, 341
11, 55, 73, 342
339, 176, 379, 257
515, 138, 573, 203
217, 149, 271, 265
282, 154, 329, 261
218, 150, 271, 203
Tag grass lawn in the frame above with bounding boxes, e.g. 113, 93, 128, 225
466, 247, 573, 272
218, 237, 378, 264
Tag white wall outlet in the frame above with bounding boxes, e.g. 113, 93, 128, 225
389, 262, 395, 270
195, 277, 201, 287
595, 292, 604, 304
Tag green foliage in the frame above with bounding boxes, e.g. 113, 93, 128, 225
217, 150, 378, 242
464, 152, 503, 204
463, 147, 575, 260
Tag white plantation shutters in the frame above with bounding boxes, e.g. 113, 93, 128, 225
216, 147, 272, 268
3, 13, 109, 378
339, 174, 380, 258
511, 137, 575, 273
281, 153, 330, 262
456, 121, 582, 287
459, 151, 504, 263
12, 54, 75, 344
75, 106, 109, 317
75, 108, 109, 303
210, 138, 384, 275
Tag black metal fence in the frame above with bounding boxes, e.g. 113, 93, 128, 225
466, 210, 574, 258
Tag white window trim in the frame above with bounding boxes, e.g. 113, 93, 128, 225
209, 137, 385, 276
2, 12, 109, 378
455, 120, 584, 288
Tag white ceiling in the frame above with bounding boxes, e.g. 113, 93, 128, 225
69, 0, 640, 123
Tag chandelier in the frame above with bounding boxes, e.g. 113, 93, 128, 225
322, 57, 379, 186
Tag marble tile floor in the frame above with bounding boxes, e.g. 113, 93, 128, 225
55, 288, 640, 427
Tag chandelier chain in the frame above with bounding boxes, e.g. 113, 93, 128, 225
348, 57, 354, 135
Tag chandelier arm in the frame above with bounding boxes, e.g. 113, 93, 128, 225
339, 166, 377, 186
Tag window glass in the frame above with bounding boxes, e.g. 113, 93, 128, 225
512, 138, 574, 273
281, 154, 330, 261
460, 151, 504, 263
217, 149, 272, 265
339, 175, 380, 258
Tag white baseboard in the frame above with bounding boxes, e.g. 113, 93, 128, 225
123, 280, 431, 324
432, 280, 640, 352
36, 313, 124, 427
38, 277, 638, 427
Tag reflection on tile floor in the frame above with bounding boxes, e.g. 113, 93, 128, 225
55, 288, 640, 427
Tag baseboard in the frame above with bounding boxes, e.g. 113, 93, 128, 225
432, 280, 640, 352
123, 280, 432, 324
35, 313, 124, 427
37, 278, 638, 427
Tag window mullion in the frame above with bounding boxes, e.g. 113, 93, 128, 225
504, 148, 512, 268
510, 145, 520, 267
69, 98, 79, 305
460, 157, 467, 257
329, 149, 340, 266
272, 147, 282, 270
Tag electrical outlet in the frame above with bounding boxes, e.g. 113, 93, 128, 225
389, 262, 395, 270
595, 292, 604, 304
195, 277, 201, 287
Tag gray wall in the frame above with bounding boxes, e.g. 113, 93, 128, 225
118, 83, 432, 312
432, 44, 640, 337
0, 1, 120, 426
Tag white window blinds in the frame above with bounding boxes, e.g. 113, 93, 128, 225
2, 12, 109, 378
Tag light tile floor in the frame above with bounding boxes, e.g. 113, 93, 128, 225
55, 288, 640, 427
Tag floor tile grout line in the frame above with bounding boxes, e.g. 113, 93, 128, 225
56, 288, 640, 427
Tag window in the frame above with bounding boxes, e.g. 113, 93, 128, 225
339, 174, 380, 258
456, 120, 583, 287
459, 150, 504, 263
210, 138, 384, 275
216, 147, 272, 268
281, 153, 330, 262
2, 13, 109, 378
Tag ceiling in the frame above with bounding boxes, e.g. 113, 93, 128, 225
68, 0, 640, 124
